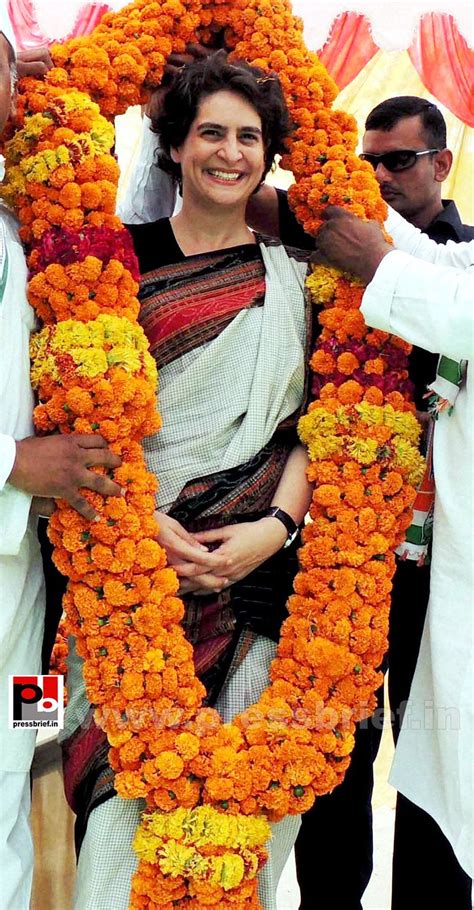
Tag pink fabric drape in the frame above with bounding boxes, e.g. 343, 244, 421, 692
408, 14, 474, 127
8, 0, 111, 50
317, 13, 378, 90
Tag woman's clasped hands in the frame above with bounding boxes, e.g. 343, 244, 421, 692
155, 512, 287, 595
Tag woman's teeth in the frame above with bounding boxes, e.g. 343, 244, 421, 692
207, 169, 241, 181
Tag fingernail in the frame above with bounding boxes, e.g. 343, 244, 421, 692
120, 488, 127, 497
93, 515, 101, 523
199, 545, 209, 551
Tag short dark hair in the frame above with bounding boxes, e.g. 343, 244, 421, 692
365, 96, 447, 149
152, 50, 292, 184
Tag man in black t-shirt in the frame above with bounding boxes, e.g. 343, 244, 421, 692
247, 96, 472, 910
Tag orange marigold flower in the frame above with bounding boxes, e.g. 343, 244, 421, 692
155, 750, 184, 780
314, 484, 341, 508
337, 380, 363, 404
337, 352, 359, 374
310, 349, 336, 374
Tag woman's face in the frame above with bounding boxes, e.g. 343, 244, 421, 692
172, 89, 266, 210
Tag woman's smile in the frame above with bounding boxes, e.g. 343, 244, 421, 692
172, 89, 265, 208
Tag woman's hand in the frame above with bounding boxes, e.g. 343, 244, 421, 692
154, 511, 231, 582
190, 517, 288, 590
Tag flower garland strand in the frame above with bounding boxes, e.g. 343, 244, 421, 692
3, 1, 424, 906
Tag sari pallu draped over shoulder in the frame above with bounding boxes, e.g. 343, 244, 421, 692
61, 226, 315, 845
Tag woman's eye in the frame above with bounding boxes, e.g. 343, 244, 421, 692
201, 129, 221, 138
240, 132, 258, 142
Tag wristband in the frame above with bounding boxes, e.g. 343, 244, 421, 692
263, 507, 299, 549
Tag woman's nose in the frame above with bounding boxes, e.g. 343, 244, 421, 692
217, 135, 242, 162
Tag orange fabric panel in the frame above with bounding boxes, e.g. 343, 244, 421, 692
408, 13, 474, 127
318, 12, 378, 90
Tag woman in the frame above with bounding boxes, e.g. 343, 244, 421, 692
63, 51, 315, 909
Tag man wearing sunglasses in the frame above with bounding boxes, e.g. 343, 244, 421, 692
363, 98, 450, 227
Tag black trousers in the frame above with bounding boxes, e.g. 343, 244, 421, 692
39, 518, 67, 674
392, 793, 472, 910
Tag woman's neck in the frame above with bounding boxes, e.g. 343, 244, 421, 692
171, 199, 255, 256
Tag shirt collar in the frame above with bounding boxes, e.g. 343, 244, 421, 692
426, 199, 465, 240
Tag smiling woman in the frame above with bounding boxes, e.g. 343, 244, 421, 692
152, 50, 292, 251
61, 50, 316, 910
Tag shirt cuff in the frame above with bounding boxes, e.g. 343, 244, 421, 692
0, 435, 34, 555
0, 433, 16, 490
361, 249, 413, 333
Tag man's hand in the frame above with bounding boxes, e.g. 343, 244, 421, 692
146, 43, 213, 117
314, 206, 393, 284
17, 47, 53, 79
9, 434, 123, 521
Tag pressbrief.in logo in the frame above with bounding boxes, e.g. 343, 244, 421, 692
8, 675, 64, 729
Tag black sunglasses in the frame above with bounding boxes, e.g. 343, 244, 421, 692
359, 148, 441, 173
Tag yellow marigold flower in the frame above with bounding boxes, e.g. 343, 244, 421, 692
307, 434, 343, 462
355, 401, 384, 426
158, 841, 204, 878
107, 344, 141, 372
143, 648, 166, 673
73, 347, 109, 377
306, 264, 341, 303
212, 853, 245, 890
298, 408, 338, 443
391, 436, 426, 486
348, 437, 378, 465
383, 406, 422, 443
53, 320, 90, 351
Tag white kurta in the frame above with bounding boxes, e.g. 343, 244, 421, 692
0, 203, 45, 773
362, 235, 474, 877
116, 114, 181, 224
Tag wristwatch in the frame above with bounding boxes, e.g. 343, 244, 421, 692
263, 507, 300, 549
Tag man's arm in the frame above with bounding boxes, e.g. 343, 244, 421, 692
386, 206, 474, 268
315, 206, 473, 362
361, 251, 473, 364
116, 114, 178, 224
0, 434, 124, 555
246, 184, 281, 237
0, 432, 33, 555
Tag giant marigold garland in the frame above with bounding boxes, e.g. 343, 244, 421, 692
3, 1, 424, 907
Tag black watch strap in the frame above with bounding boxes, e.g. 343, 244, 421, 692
263, 507, 299, 544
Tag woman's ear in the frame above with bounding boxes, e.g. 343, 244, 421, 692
170, 146, 181, 164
